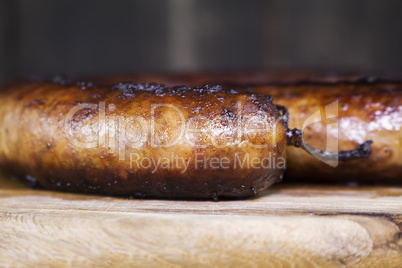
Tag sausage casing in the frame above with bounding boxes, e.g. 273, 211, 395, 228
93, 72, 402, 183
252, 82, 402, 182
0, 82, 286, 198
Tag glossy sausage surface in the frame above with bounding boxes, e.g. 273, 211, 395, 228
252, 82, 402, 183
92, 72, 402, 183
0, 81, 287, 199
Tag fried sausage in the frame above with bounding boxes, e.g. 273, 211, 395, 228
0, 81, 290, 199
0, 78, 372, 198
92, 72, 402, 183
250, 81, 402, 183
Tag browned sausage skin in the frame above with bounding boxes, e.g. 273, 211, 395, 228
0, 78, 372, 198
0, 81, 290, 199
253, 81, 401, 183
91, 72, 401, 183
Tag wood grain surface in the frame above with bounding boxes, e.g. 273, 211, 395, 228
0, 173, 401, 267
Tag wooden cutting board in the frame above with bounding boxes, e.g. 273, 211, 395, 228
0, 173, 401, 267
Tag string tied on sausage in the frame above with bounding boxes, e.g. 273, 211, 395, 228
275, 104, 373, 162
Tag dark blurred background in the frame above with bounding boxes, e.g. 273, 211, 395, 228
1, 0, 402, 84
